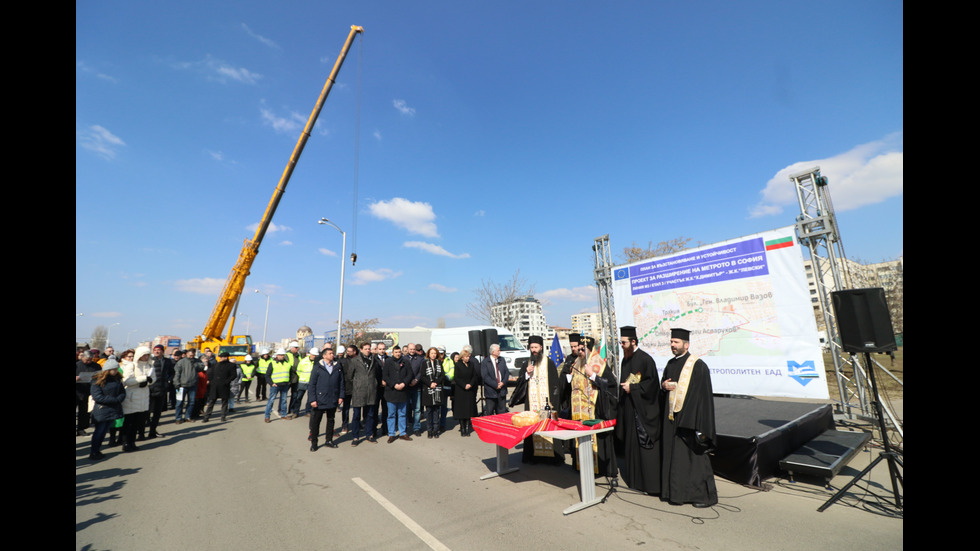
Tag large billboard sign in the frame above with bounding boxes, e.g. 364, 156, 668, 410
612, 226, 828, 399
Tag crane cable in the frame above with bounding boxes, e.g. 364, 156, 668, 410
350, 32, 363, 264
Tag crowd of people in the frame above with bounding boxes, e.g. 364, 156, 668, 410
76, 327, 719, 507
74, 340, 476, 457
76, 344, 245, 459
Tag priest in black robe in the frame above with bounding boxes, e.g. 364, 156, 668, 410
559, 335, 618, 478
509, 335, 565, 464
557, 332, 581, 418
660, 328, 718, 507
615, 326, 662, 495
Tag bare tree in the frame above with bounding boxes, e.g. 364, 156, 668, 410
879, 260, 903, 334
847, 256, 903, 335
340, 317, 379, 345
619, 237, 697, 263
466, 269, 536, 328
90, 325, 108, 351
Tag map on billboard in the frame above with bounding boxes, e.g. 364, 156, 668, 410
612, 226, 828, 399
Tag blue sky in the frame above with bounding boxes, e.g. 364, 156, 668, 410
76, 1, 903, 347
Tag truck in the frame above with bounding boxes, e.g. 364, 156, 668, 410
357, 326, 530, 380
186, 26, 363, 361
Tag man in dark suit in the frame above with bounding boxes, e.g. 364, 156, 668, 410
309, 347, 345, 451
146, 344, 174, 439
481, 343, 509, 415
382, 346, 413, 442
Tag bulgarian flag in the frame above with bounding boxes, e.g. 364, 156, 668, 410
598, 332, 608, 365
765, 236, 794, 251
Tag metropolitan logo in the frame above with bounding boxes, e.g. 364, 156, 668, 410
787, 361, 819, 386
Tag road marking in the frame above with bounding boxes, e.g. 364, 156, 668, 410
352, 477, 451, 551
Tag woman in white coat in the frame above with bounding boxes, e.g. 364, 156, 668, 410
120, 346, 152, 452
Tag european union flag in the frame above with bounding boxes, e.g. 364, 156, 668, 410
549, 333, 565, 366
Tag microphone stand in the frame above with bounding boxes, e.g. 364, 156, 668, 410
566, 358, 621, 503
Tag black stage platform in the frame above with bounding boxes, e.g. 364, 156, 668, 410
710, 396, 834, 488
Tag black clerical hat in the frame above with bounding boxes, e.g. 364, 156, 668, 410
620, 326, 637, 339
671, 328, 691, 341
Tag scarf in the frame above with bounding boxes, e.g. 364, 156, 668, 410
668, 354, 699, 421
527, 356, 554, 457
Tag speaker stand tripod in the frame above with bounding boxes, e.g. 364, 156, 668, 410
818, 351, 902, 512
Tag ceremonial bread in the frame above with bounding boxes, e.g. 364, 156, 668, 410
511, 411, 539, 427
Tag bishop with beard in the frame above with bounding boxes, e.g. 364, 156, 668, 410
509, 335, 565, 464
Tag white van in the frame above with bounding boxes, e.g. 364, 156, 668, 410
429, 326, 528, 380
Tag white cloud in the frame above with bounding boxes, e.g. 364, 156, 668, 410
174, 55, 262, 84
750, 132, 903, 218
403, 241, 470, 259
241, 23, 280, 49
538, 286, 597, 302
255, 283, 281, 296
260, 108, 305, 134
428, 283, 458, 293
373, 129, 382, 141
474, 210, 485, 217
89, 311, 123, 318
216, 64, 261, 84
77, 60, 118, 83
245, 221, 292, 233
279, 240, 293, 246
78, 125, 125, 160
318, 248, 337, 257
369, 198, 440, 237
393, 99, 416, 116
174, 277, 226, 294
120, 272, 147, 287
314, 119, 329, 137
350, 268, 403, 286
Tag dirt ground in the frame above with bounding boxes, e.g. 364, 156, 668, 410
824, 346, 903, 402
823, 346, 903, 451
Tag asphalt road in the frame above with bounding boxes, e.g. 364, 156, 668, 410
76, 400, 902, 551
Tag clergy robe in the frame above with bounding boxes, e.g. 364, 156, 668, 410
660, 353, 718, 506
558, 358, 619, 477
509, 356, 565, 463
615, 348, 662, 495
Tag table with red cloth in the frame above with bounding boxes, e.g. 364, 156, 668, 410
471, 412, 617, 515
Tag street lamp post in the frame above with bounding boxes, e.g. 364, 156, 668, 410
107, 322, 121, 349
254, 289, 270, 345
318, 217, 346, 345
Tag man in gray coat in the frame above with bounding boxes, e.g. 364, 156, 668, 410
348, 342, 379, 445
173, 349, 203, 424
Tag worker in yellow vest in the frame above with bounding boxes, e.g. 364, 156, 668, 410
254, 348, 271, 402
264, 349, 291, 423
289, 348, 317, 418
239, 355, 256, 402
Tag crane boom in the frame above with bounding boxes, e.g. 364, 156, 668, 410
193, 25, 363, 353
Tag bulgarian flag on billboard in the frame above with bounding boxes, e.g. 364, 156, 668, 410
765, 236, 794, 251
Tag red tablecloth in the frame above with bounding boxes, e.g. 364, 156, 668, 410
470, 412, 616, 449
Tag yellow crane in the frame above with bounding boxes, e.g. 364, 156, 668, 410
189, 25, 364, 357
